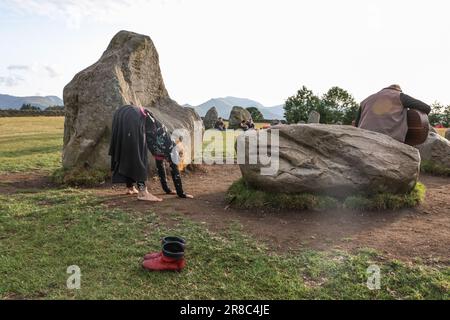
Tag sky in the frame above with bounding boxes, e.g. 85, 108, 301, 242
0, 0, 449, 107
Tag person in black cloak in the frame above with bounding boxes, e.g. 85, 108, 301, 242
109, 105, 193, 201
109, 105, 162, 202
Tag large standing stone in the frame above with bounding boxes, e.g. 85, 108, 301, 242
228, 106, 251, 129
429, 125, 437, 134
416, 132, 450, 170
63, 30, 202, 172
308, 111, 321, 124
204, 107, 219, 130
239, 124, 421, 198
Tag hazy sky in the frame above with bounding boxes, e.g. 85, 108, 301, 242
1, 0, 449, 106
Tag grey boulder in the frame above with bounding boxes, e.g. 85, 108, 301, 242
416, 132, 450, 170
228, 106, 251, 129
308, 111, 321, 124
239, 124, 421, 198
204, 107, 219, 130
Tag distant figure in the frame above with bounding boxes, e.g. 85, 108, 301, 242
246, 118, 256, 130
240, 120, 249, 131
215, 117, 226, 131
356, 85, 431, 142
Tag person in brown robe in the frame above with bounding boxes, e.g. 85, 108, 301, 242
355, 85, 431, 143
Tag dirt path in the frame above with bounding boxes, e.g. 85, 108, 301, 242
1, 166, 449, 264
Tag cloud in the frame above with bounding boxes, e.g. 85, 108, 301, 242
4, 0, 162, 28
44, 66, 60, 78
0, 64, 61, 90
0, 75, 25, 87
7, 65, 31, 71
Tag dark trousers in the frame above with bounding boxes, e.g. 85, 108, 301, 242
156, 158, 186, 198
125, 178, 146, 191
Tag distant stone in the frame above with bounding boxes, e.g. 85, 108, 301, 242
204, 107, 219, 130
308, 111, 321, 124
63, 30, 202, 172
271, 120, 281, 126
416, 132, 450, 170
238, 124, 420, 198
228, 106, 251, 129
445, 129, 450, 141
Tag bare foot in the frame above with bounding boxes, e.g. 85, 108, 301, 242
138, 190, 163, 202
126, 186, 139, 195
184, 194, 194, 199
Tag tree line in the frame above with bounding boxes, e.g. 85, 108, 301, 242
284, 86, 450, 127
428, 103, 450, 127
0, 104, 65, 117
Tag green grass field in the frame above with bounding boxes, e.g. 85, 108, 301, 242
0, 117, 449, 300
0, 117, 64, 174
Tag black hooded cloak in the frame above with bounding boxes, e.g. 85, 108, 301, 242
109, 105, 149, 183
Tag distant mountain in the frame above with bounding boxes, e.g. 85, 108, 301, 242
190, 96, 285, 120
262, 105, 285, 120
0, 94, 64, 110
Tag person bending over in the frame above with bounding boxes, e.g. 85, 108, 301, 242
145, 111, 194, 199
215, 118, 226, 131
355, 85, 431, 143
109, 105, 162, 202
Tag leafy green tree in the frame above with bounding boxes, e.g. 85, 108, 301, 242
321, 87, 359, 125
284, 86, 359, 125
443, 105, 450, 128
284, 86, 321, 124
428, 102, 448, 126
342, 104, 360, 126
246, 107, 264, 122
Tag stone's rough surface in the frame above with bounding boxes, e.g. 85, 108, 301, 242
63, 30, 201, 171
308, 111, 321, 124
446, 129, 450, 141
204, 107, 219, 130
239, 124, 421, 198
228, 106, 251, 129
416, 132, 450, 169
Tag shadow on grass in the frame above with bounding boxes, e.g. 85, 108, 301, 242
227, 179, 426, 211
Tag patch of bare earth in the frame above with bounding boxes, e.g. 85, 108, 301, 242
0, 171, 55, 193
2, 166, 449, 264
